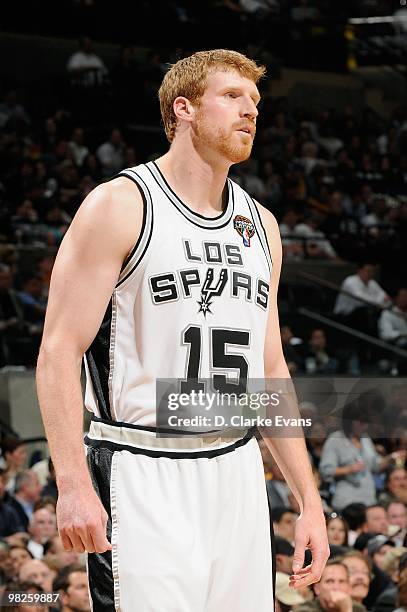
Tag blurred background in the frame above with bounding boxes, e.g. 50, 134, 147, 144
1, 1, 407, 610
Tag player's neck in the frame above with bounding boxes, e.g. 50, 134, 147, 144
156, 145, 230, 216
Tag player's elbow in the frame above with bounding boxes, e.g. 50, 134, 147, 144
37, 335, 83, 371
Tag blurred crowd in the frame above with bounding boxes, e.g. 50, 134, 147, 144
0, 438, 90, 610
258, 384, 407, 611
1, 390, 407, 612
1, 38, 407, 367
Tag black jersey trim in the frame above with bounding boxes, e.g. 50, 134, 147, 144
152, 161, 230, 222
84, 299, 114, 422
84, 429, 254, 459
90, 415, 224, 436
117, 173, 147, 273
244, 193, 272, 273
250, 196, 273, 267
146, 163, 235, 230
115, 170, 154, 287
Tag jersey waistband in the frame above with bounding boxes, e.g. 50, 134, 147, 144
85, 418, 254, 459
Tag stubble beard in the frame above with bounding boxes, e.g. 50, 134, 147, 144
193, 110, 253, 164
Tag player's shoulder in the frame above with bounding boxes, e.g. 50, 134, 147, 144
78, 175, 144, 223
92, 175, 143, 205
252, 199, 280, 240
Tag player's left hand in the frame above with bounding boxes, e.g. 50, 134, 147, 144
288, 504, 330, 589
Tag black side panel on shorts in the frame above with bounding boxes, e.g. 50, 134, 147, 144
84, 299, 113, 421
267, 488, 276, 612
87, 446, 115, 612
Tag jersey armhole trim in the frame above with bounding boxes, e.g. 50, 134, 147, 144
251, 196, 273, 267
115, 169, 154, 287
243, 193, 272, 273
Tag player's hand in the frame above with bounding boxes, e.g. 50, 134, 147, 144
57, 484, 112, 554
289, 503, 330, 590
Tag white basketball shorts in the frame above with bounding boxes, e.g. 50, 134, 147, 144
85, 417, 274, 612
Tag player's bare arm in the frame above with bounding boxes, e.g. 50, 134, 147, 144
36, 177, 144, 554
255, 202, 330, 588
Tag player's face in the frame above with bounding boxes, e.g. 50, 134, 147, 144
192, 69, 260, 164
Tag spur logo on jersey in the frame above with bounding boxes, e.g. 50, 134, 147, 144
198, 268, 228, 316
233, 215, 255, 247
148, 239, 269, 316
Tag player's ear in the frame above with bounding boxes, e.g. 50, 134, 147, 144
173, 96, 195, 124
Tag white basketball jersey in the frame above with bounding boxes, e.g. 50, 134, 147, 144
83, 161, 272, 426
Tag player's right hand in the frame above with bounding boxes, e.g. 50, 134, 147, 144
57, 485, 112, 554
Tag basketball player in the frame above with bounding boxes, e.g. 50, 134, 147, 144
36, 50, 329, 611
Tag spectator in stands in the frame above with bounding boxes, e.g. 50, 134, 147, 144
40, 458, 57, 500
374, 548, 407, 612
280, 325, 304, 373
387, 501, 407, 547
0, 542, 15, 581
368, 535, 399, 574
296, 559, 367, 611
34, 496, 56, 515
67, 37, 108, 87
396, 565, 407, 612
271, 508, 298, 544
8, 470, 42, 531
27, 508, 57, 560
378, 288, 407, 348
2, 581, 50, 612
0, 264, 25, 366
379, 468, 407, 506
342, 504, 368, 547
295, 212, 338, 260
297, 141, 325, 176
274, 535, 295, 574
275, 571, 307, 611
11, 199, 39, 237
361, 196, 392, 231
0, 90, 30, 130
53, 563, 90, 611
341, 551, 371, 608
0, 469, 24, 536
230, 159, 266, 201
19, 559, 54, 593
326, 514, 349, 547
279, 208, 304, 260
68, 128, 89, 168
96, 128, 125, 177
307, 421, 328, 470
305, 329, 339, 374
8, 545, 33, 575
266, 458, 297, 510
1, 437, 27, 494
333, 263, 391, 334
319, 401, 390, 510
364, 505, 389, 536
18, 273, 47, 327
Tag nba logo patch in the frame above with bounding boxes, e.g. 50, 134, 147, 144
234, 215, 255, 247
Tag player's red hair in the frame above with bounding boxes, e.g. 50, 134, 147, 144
158, 49, 265, 143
